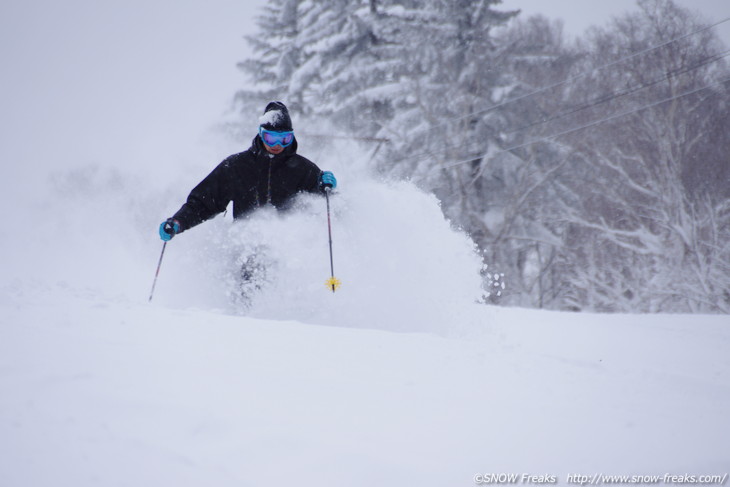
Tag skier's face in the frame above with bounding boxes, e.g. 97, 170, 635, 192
264, 143, 285, 155
259, 127, 293, 155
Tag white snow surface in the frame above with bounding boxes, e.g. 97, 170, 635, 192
1, 137, 729, 485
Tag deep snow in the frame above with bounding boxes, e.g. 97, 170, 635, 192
1, 0, 728, 479
2, 282, 729, 486
1, 138, 729, 485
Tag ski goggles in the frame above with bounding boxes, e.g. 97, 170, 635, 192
259, 127, 295, 148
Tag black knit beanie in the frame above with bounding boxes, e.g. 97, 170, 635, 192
259, 101, 293, 132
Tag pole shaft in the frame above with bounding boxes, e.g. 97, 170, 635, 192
325, 189, 336, 292
149, 241, 167, 302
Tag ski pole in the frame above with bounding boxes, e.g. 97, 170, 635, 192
324, 187, 341, 293
148, 241, 167, 302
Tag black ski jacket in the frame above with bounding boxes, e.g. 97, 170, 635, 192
172, 136, 325, 233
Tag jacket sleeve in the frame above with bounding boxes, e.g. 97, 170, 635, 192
299, 158, 325, 194
172, 158, 237, 232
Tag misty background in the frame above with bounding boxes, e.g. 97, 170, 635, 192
1, 0, 728, 314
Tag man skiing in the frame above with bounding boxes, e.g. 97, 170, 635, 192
159, 101, 337, 241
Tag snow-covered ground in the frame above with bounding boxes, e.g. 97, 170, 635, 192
1, 1, 729, 483
1, 145, 729, 485
2, 273, 729, 486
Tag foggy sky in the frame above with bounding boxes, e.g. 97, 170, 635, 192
0, 0, 727, 202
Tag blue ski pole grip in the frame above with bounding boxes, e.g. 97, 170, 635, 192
159, 219, 180, 241
321, 171, 337, 189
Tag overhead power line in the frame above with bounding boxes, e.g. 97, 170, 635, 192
503, 48, 730, 137
300, 133, 390, 143
417, 15, 730, 136
392, 47, 730, 167
432, 75, 730, 175
307, 16, 730, 173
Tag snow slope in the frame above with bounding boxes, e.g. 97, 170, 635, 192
1, 144, 729, 485
2, 0, 728, 483
2, 281, 729, 486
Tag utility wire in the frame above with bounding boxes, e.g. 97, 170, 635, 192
503, 48, 730, 137
305, 16, 730, 172
305, 16, 730, 166
430, 75, 730, 175
300, 133, 390, 143
392, 48, 730, 166
414, 15, 730, 136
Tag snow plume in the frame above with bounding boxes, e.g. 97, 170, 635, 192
159, 178, 487, 336
2, 163, 157, 300
230, 181, 485, 334
6, 143, 486, 337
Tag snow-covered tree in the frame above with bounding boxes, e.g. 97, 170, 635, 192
460, 15, 579, 308
233, 0, 730, 313
556, 0, 730, 312
234, 0, 307, 118
236, 0, 418, 130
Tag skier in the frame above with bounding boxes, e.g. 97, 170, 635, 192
158, 101, 337, 241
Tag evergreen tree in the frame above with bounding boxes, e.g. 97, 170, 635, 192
234, 0, 307, 121
233, 0, 730, 313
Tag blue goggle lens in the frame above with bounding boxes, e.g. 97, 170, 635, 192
260, 128, 294, 147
